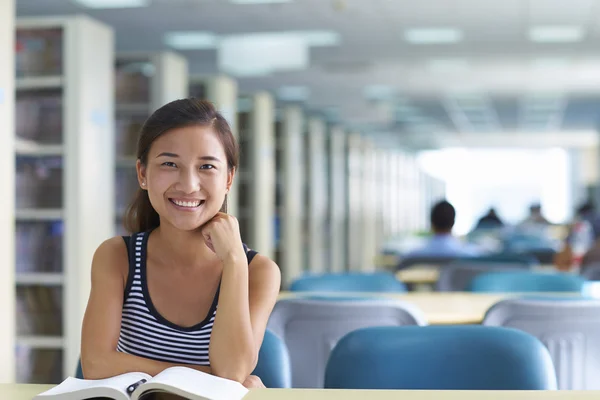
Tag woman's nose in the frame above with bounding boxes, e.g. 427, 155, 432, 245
177, 168, 201, 193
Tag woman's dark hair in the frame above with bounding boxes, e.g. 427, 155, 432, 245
123, 98, 239, 233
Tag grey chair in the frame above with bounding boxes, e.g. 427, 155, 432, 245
266, 297, 427, 388
436, 262, 527, 292
482, 297, 600, 390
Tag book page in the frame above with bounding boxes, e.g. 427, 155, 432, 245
35, 372, 152, 400
135, 367, 248, 400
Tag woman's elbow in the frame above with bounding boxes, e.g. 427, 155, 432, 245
211, 352, 257, 383
81, 353, 113, 380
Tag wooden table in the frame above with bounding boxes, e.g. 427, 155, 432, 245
278, 291, 511, 324
395, 264, 560, 285
13, 384, 600, 399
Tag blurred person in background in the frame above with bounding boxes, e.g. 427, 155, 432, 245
555, 201, 600, 270
474, 207, 504, 230
519, 203, 550, 226
404, 200, 482, 258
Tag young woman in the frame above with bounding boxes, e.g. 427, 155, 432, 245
81, 98, 281, 388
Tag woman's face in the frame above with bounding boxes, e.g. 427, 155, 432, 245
137, 125, 234, 231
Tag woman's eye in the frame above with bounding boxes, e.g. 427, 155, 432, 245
162, 161, 177, 167
200, 164, 215, 170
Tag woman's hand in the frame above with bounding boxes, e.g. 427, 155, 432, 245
201, 212, 246, 263
242, 375, 266, 388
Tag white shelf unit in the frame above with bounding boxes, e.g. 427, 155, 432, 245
277, 105, 306, 287
236, 92, 276, 259
115, 52, 188, 235
15, 15, 114, 383
189, 75, 239, 217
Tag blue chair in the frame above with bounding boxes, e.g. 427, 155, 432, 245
469, 271, 586, 293
290, 272, 406, 293
324, 325, 557, 390
251, 329, 292, 388
76, 330, 292, 388
76, 359, 83, 379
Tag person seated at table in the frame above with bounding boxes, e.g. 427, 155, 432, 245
80, 99, 281, 388
474, 207, 504, 230
404, 200, 481, 258
519, 203, 550, 226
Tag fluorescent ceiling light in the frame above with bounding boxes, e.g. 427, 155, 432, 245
529, 26, 584, 43
230, 0, 292, 3
404, 28, 463, 44
277, 86, 310, 101
219, 34, 308, 76
73, 0, 149, 8
164, 31, 218, 50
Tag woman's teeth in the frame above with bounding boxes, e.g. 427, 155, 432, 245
171, 199, 202, 208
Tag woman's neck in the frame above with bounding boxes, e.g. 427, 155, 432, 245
150, 223, 215, 268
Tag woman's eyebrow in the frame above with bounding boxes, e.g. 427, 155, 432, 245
155, 153, 221, 163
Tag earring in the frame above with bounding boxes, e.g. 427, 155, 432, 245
141, 181, 146, 187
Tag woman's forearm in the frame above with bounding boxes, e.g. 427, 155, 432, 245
82, 350, 211, 379
209, 253, 256, 383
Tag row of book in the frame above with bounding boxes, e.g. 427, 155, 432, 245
16, 157, 62, 209
16, 221, 62, 273
16, 347, 63, 384
16, 286, 63, 336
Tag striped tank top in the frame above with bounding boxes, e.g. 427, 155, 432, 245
116, 231, 257, 365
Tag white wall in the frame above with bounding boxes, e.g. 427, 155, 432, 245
418, 147, 571, 234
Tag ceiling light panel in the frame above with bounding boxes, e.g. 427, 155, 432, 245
277, 86, 310, 101
164, 31, 218, 50
230, 0, 292, 3
404, 28, 463, 44
218, 33, 308, 76
73, 0, 149, 8
529, 26, 585, 43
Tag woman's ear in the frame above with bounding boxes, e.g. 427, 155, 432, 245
226, 167, 236, 192
136, 159, 147, 189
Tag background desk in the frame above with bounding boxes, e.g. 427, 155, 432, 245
11, 385, 600, 399
278, 292, 510, 324
396, 264, 561, 286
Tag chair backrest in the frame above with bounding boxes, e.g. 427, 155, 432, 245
469, 271, 586, 293
324, 325, 557, 390
266, 298, 426, 388
581, 263, 600, 280
482, 297, 600, 389
289, 272, 406, 293
251, 329, 292, 388
436, 262, 527, 292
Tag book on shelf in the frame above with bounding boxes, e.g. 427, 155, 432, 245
34, 366, 249, 400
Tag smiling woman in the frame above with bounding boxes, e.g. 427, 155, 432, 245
80, 98, 281, 387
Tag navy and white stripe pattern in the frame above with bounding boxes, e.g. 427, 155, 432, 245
116, 232, 217, 365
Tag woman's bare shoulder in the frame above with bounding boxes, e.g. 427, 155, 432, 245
91, 236, 130, 283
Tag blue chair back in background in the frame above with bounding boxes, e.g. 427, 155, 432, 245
75, 330, 292, 388
436, 262, 527, 292
289, 272, 406, 293
469, 271, 586, 293
267, 298, 426, 388
482, 297, 600, 389
324, 325, 557, 390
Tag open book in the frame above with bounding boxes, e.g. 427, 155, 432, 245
34, 366, 249, 400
